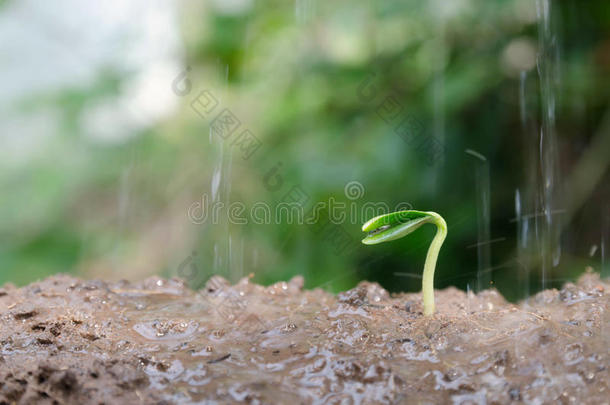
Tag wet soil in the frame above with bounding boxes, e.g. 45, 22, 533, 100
0, 272, 608, 404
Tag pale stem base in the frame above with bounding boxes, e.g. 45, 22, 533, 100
422, 212, 447, 316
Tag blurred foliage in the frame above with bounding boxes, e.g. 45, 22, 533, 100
1, 0, 609, 301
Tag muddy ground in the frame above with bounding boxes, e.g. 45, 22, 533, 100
0, 271, 607, 405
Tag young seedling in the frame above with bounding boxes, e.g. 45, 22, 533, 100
361, 210, 447, 316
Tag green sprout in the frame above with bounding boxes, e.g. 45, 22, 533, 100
361, 210, 447, 316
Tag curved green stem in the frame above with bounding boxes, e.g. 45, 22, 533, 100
361, 209, 447, 316
422, 212, 447, 316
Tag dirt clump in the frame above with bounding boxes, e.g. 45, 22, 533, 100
0, 272, 608, 404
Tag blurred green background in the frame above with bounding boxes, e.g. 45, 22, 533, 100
1, 0, 608, 301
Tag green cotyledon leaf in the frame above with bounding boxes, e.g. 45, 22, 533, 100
361, 210, 433, 245
361, 209, 447, 316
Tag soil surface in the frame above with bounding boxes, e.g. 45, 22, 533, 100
0, 271, 608, 405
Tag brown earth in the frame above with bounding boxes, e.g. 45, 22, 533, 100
0, 271, 608, 404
